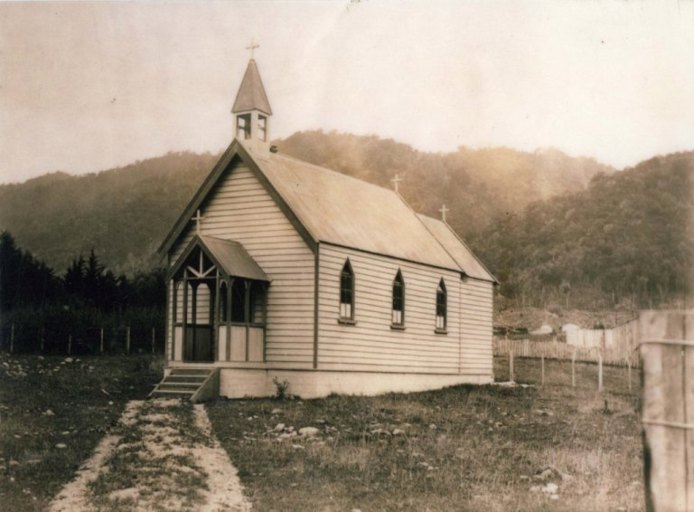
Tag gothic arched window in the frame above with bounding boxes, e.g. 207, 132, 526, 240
392, 270, 405, 327
435, 279, 447, 332
339, 260, 355, 320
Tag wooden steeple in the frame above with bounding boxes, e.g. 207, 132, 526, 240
232, 44, 272, 143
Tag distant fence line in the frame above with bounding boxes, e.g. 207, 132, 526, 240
493, 336, 640, 368
0, 322, 164, 355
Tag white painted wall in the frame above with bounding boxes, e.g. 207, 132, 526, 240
168, 163, 315, 367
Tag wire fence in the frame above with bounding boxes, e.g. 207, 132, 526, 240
0, 322, 164, 355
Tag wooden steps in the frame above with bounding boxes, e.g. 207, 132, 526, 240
149, 368, 219, 402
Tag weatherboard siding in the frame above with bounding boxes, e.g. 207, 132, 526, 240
169, 163, 315, 367
459, 278, 494, 376
317, 244, 464, 374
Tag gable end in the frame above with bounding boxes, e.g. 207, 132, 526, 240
158, 140, 318, 259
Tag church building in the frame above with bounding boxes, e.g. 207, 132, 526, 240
155, 55, 497, 399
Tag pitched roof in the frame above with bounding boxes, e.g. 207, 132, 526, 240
249, 145, 461, 271
170, 234, 269, 282
201, 235, 269, 281
160, 139, 495, 281
231, 59, 272, 115
417, 214, 497, 283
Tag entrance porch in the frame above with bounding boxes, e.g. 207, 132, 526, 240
168, 235, 270, 365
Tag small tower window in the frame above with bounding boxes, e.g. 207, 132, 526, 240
339, 260, 355, 321
236, 114, 251, 139
258, 115, 267, 141
392, 270, 405, 327
435, 279, 447, 332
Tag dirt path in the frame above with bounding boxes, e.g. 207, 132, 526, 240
48, 399, 251, 512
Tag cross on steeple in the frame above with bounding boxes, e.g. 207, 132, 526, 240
439, 204, 450, 223
246, 38, 260, 59
391, 174, 403, 193
192, 209, 204, 235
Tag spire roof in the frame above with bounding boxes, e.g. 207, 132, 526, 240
231, 59, 273, 115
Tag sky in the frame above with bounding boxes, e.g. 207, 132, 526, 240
1, 0, 693, 184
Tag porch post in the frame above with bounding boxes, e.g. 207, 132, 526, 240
213, 271, 220, 361
244, 280, 250, 362
182, 271, 188, 361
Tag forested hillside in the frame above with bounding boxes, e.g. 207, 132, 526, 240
3, 131, 690, 310
279, 131, 612, 238
470, 152, 694, 309
0, 152, 217, 274
0, 131, 608, 275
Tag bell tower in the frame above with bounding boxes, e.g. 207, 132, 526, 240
231, 40, 272, 144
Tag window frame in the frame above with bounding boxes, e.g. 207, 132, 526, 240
435, 278, 447, 334
236, 113, 251, 139
391, 270, 405, 329
258, 115, 267, 141
338, 259, 356, 324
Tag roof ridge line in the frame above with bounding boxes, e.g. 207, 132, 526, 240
268, 147, 404, 196
436, 218, 499, 284
390, 190, 462, 273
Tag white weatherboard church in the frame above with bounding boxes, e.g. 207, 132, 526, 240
155, 54, 497, 399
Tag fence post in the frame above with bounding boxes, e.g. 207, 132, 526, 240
100, 328, 104, 354
10, 323, 15, 353
639, 310, 691, 512
598, 353, 603, 392
126, 327, 131, 355
40, 326, 45, 353
571, 348, 576, 388
67, 334, 72, 355
151, 327, 156, 354
541, 355, 545, 386
509, 349, 515, 382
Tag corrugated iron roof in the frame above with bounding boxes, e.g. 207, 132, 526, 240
160, 139, 495, 280
245, 142, 461, 271
231, 59, 272, 115
200, 235, 270, 281
417, 215, 497, 283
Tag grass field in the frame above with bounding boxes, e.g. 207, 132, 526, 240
1, 353, 644, 511
0, 352, 161, 511
207, 358, 644, 512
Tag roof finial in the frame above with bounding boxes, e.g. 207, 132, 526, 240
391, 174, 402, 193
192, 209, 204, 235
439, 204, 450, 223
246, 38, 260, 59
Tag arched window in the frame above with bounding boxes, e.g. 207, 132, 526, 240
392, 270, 405, 326
218, 281, 228, 322
339, 260, 355, 320
436, 279, 447, 331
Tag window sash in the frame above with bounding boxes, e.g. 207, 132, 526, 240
339, 263, 354, 319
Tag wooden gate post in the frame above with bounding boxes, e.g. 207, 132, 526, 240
67, 334, 72, 355
639, 310, 693, 512
10, 323, 15, 353
100, 328, 104, 354
571, 348, 576, 388
541, 355, 545, 386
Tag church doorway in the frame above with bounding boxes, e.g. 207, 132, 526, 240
173, 249, 216, 362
